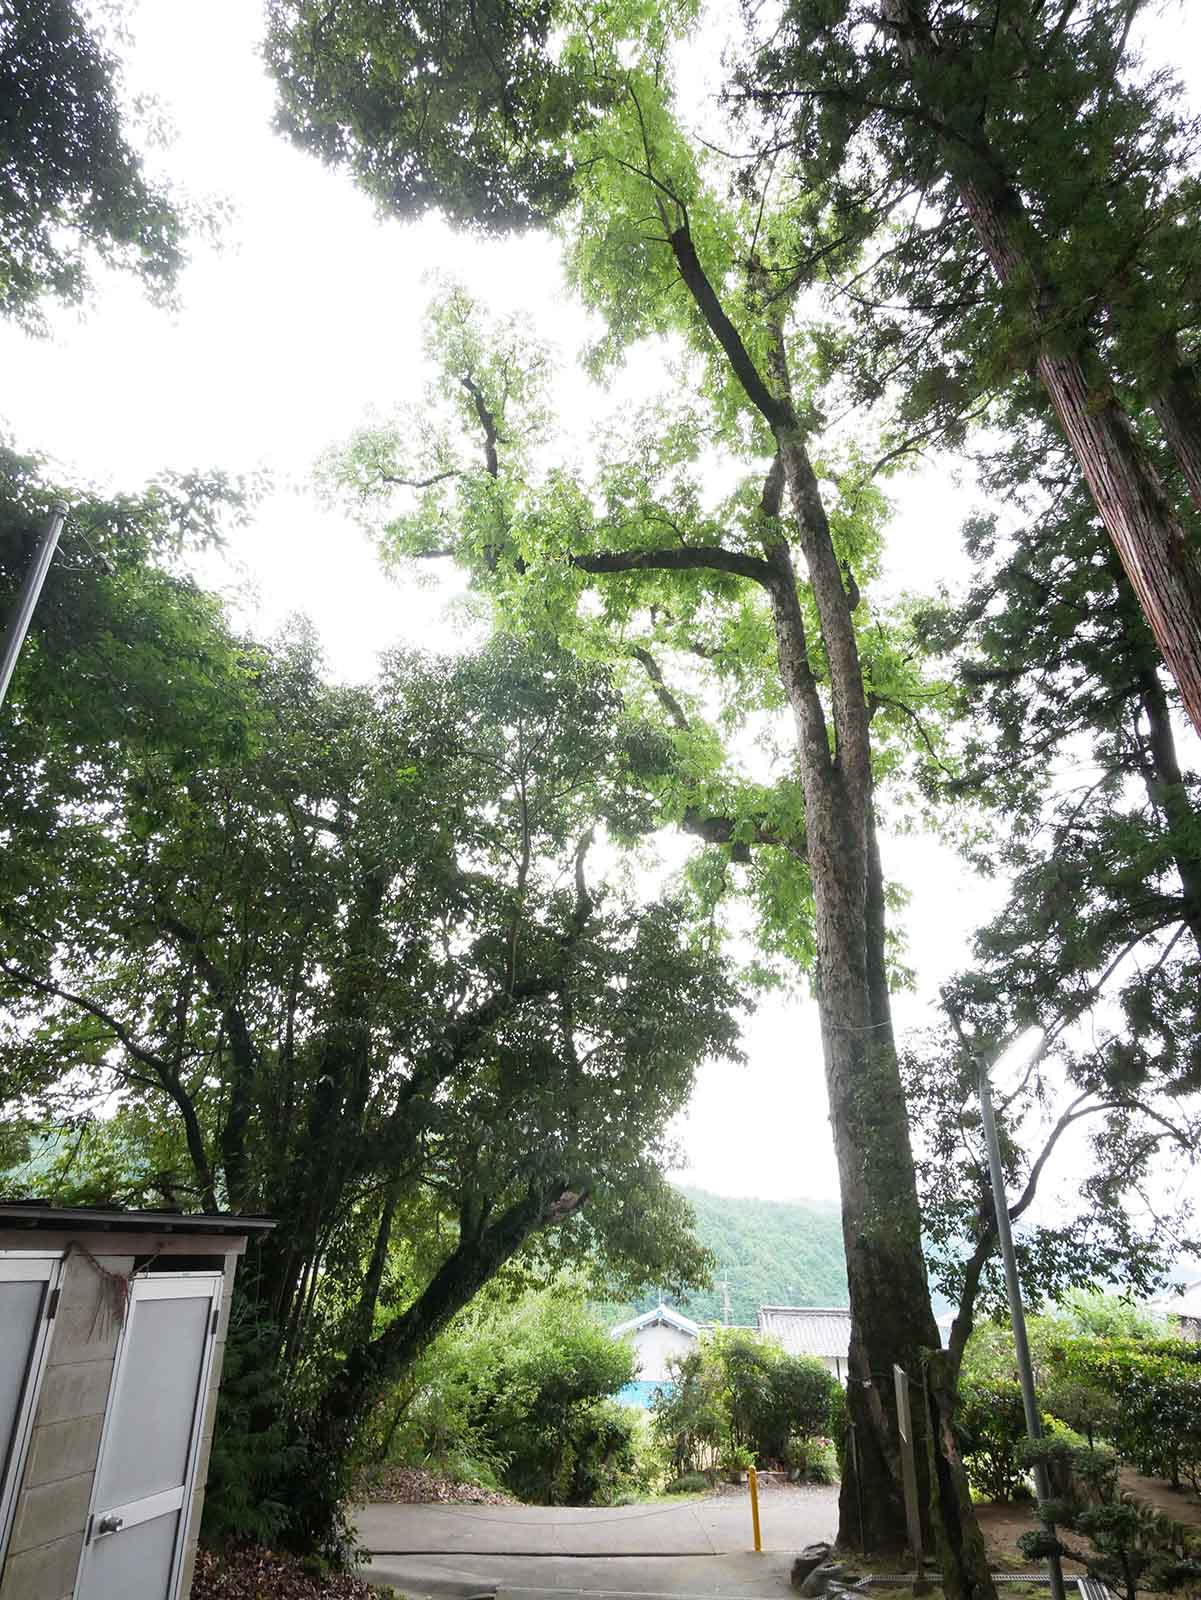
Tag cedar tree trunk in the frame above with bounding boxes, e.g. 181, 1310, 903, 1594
879, 0, 1201, 744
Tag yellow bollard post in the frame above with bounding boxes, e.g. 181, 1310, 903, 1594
748, 1466, 762, 1553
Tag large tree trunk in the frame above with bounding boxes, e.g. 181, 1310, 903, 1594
764, 512, 991, 1574
1135, 663, 1201, 952
925, 1349, 995, 1598
1027, 340, 1201, 744
1148, 342, 1201, 517
659, 210, 992, 1585
286, 1183, 575, 1554
879, 0, 1201, 745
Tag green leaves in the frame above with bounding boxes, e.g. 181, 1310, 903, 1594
0, 0, 187, 326
650, 1325, 839, 1473
265, 0, 606, 231
3, 495, 749, 1540
393, 1286, 647, 1505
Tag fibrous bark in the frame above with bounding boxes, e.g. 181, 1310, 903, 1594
878, 0, 1201, 744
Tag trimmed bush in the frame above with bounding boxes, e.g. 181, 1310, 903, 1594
1017, 1434, 1199, 1600
957, 1378, 1029, 1502
651, 1327, 839, 1475
1050, 1338, 1201, 1491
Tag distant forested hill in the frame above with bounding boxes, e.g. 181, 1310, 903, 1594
607, 1187, 849, 1326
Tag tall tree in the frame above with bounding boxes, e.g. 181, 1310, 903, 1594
1, 485, 741, 1552
903, 412, 1201, 1376
737, 0, 1201, 739
0, 0, 187, 325
322, 230, 990, 1577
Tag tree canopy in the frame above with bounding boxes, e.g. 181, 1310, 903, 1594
900, 412, 1201, 1369
264, 0, 622, 231
4, 0, 1201, 1580
735, 0, 1201, 735
313, 28, 984, 1552
1, 447, 743, 1550
0, 0, 187, 325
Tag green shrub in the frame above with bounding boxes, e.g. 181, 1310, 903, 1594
373, 1285, 642, 1505
1039, 1370, 1120, 1449
1050, 1338, 1201, 1490
201, 1307, 311, 1549
650, 1346, 727, 1476
964, 1320, 1201, 1493
665, 1470, 709, 1493
1017, 1433, 1201, 1600
652, 1328, 839, 1475
1017, 1433, 1118, 1504
958, 1378, 1029, 1502
545, 1398, 647, 1507
786, 1434, 839, 1484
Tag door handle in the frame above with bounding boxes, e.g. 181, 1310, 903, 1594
96, 1514, 124, 1537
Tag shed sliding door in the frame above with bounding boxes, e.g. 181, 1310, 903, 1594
75, 1273, 221, 1600
0, 1255, 61, 1572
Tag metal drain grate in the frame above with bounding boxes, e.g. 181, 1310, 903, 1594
860, 1576, 1113, 1595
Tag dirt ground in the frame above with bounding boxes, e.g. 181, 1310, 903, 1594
974, 1499, 1090, 1573
975, 1470, 1201, 1570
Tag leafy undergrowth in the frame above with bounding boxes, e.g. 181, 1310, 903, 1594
355, 1464, 515, 1505
191, 1547, 385, 1600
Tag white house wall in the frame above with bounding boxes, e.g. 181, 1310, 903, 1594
625, 1321, 697, 1383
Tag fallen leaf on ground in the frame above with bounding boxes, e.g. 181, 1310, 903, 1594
191, 1546, 379, 1599
356, 1465, 515, 1506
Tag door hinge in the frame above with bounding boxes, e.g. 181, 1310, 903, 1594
45, 1287, 61, 1321
211, 1306, 219, 1335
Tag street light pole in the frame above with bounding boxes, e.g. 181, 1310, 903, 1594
976, 1053, 1067, 1600
0, 500, 69, 710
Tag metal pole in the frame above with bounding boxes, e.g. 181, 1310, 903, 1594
748, 1466, 762, 1552
977, 1056, 1066, 1600
0, 500, 69, 710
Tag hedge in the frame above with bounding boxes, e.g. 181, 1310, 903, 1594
1048, 1338, 1201, 1491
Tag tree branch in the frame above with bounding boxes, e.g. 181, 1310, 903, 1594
668, 225, 787, 431
156, 911, 260, 1205
681, 806, 807, 861
379, 468, 464, 491
460, 373, 501, 478
572, 545, 773, 586
0, 958, 218, 1211
630, 644, 690, 730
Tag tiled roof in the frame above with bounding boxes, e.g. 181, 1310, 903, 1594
756, 1305, 852, 1359
610, 1302, 701, 1340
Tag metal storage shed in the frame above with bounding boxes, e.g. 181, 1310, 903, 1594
0, 1202, 273, 1600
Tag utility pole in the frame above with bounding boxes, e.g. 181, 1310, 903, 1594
0, 501, 69, 710
976, 1053, 1067, 1600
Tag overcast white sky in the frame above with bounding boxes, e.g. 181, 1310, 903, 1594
2, 1, 1198, 1215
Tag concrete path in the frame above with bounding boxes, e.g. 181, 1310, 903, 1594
356, 1486, 837, 1598
362, 1550, 801, 1600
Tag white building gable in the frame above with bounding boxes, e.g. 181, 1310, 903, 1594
610, 1303, 700, 1383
